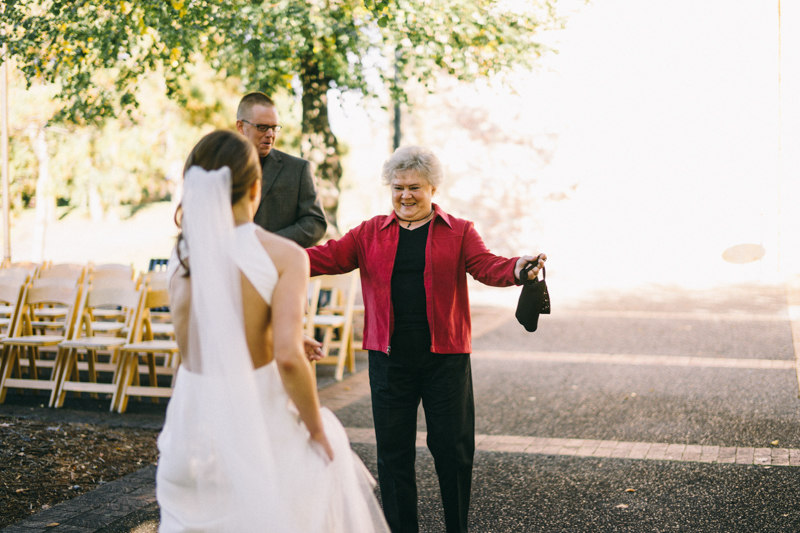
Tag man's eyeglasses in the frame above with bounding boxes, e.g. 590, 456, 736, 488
241, 119, 282, 133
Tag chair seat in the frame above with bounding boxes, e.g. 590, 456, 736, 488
60, 337, 128, 349
89, 322, 126, 333
149, 323, 174, 335
92, 309, 126, 319
0, 304, 14, 314
0, 318, 9, 326
121, 340, 179, 352
30, 320, 66, 329
34, 308, 68, 318
312, 315, 346, 327
2, 335, 65, 346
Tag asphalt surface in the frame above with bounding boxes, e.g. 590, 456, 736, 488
3, 280, 799, 532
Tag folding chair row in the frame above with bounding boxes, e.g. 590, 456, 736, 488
0, 282, 83, 405
0, 276, 180, 412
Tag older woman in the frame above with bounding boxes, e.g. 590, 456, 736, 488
307, 146, 546, 533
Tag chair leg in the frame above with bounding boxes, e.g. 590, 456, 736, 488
347, 332, 356, 373
51, 347, 72, 408
321, 328, 334, 357
0, 345, 17, 403
117, 353, 136, 413
334, 344, 347, 382
12, 347, 21, 380
29, 346, 40, 381
0, 343, 6, 381
146, 352, 159, 403
87, 349, 99, 399
111, 352, 129, 413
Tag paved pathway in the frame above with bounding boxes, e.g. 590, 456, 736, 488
3, 279, 800, 532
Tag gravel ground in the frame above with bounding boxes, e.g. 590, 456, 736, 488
0, 416, 159, 529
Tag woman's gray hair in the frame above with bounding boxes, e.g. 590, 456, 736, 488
381, 146, 444, 188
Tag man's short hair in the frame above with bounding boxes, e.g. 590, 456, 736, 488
237, 92, 276, 120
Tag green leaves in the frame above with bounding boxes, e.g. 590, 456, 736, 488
1, 0, 560, 124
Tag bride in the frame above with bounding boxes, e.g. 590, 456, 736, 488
156, 130, 389, 532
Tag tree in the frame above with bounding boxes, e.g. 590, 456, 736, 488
1, 0, 563, 229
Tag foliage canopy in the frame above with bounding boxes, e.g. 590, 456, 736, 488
1, 0, 561, 123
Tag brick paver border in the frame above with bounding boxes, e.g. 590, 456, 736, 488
785, 275, 800, 396
471, 350, 796, 370
345, 428, 800, 467
1, 466, 156, 533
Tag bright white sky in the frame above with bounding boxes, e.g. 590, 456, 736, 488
527, 0, 782, 290
332, 0, 788, 298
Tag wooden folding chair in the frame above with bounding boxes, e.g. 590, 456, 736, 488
115, 287, 180, 413
31, 264, 86, 328
54, 285, 144, 410
0, 269, 32, 332
0, 283, 82, 406
143, 271, 171, 326
0, 279, 29, 379
89, 263, 135, 281
7, 262, 41, 276
38, 263, 87, 283
304, 278, 322, 338
0, 267, 37, 280
310, 271, 359, 381
85, 268, 141, 323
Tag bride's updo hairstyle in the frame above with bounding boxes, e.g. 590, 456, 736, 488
183, 129, 261, 205
175, 130, 262, 274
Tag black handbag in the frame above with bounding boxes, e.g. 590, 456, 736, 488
515, 261, 550, 332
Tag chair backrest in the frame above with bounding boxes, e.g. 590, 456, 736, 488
145, 270, 168, 289
0, 268, 33, 284
88, 277, 139, 291
0, 279, 28, 336
8, 261, 40, 271
131, 288, 171, 342
74, 285, 145, 342
144, 288, 170, 310
89, 263, 135, 281
305, 278, 322, 337
38, 263, 87, 284
316, 272, 359, 307
313, 271, 359, 321
32, 277, 80, 289
21, 284, 83, 339
148, 258, 169, 272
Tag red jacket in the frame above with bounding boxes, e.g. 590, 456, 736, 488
307, 204, 520, 354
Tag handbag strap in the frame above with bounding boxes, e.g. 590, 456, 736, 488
520, 261, 545, 283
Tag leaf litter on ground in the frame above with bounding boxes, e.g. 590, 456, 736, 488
0, 416, 158, 528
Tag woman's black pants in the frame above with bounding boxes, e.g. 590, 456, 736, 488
368, 348, 475, 533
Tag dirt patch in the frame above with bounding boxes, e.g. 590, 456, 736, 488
0, 416, 159, 528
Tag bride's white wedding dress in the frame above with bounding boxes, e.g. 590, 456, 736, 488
155, 166, 389, 533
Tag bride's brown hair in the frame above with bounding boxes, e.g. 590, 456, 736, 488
175, 130, 262, 275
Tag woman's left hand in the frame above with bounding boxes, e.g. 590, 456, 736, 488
303, 334, 324, 361
515, 254, 547, 282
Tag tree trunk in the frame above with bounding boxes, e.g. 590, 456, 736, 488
299, 56, 342, 234
31, 126, 55, 262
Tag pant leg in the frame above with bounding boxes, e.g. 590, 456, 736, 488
369, 351, 422, 533
420, 354, 475, 533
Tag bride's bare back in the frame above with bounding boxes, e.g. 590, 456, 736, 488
170, 226, 308, 373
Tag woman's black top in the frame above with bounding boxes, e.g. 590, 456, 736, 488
390, 222, 431, 352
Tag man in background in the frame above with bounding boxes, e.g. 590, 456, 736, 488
236, 92, 327, 247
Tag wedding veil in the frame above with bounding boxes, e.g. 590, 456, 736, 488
171, 165, 389, 533
179, 165, 292, 531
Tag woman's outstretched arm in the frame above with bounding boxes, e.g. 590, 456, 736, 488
270, 238, 334, 460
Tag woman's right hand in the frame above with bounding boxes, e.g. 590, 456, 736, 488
310, 429, 335, 462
